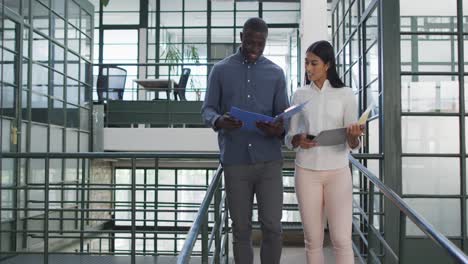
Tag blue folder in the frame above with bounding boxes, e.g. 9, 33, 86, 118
230, 101, 309, 133
230, 107, 274, 133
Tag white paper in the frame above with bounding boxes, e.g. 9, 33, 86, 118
274, 100, 309, 121
358, 103, 374, 125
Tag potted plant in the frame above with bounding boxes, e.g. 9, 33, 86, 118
160, 44, 183, 78
161, 44, 201, 99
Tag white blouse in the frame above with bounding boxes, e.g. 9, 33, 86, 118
285, 80, 360, 170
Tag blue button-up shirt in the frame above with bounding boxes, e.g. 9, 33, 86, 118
202, 49, 290, 165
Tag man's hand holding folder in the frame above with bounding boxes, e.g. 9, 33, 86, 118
214, 113, 243, 130
256, 118, 285, 138
229, 101, 309, 135
222, 106, 285, 137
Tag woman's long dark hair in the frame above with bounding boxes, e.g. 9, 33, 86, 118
306, 40, 345, 88
304, 72, 311, 85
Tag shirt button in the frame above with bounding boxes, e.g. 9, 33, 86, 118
248, 79, 250, 82
248, 66, 250, 69
247, 94, 251, 98
248, 144, 252, 147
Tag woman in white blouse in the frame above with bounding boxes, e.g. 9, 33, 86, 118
285, 40, 363, 264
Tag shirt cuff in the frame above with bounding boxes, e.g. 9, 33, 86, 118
211, 114, 221, 131
285, 134, 297, 150
348, 138, 361, 152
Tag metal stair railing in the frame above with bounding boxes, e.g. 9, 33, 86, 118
177, 165, 228, 264
349, 155, 468, 264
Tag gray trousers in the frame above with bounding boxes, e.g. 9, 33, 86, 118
223, 160, 283, 264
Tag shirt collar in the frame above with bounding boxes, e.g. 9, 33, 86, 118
310, 79, 331, 92
235, 47, 264, 64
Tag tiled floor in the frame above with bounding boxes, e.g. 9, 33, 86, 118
235, 231, 338, 264
0, 248, 342, 264
1, 233, 348, 264
253, 246, 336, 264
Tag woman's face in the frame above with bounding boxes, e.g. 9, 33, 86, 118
305, 52, 328, 83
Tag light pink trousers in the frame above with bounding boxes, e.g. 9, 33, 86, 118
295, 165, 354, 264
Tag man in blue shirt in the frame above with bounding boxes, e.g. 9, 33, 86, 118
202, 17, 289, 264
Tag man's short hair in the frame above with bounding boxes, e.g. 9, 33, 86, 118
243, 17, 268, 35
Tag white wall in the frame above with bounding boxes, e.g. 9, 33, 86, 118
400, 0, 458, 16
103, 128, 219, 152
300, 0, 328, 86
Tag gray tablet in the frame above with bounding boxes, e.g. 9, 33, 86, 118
313, 127, 347, 146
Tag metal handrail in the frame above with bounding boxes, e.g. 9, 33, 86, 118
177, 165, 224, 264
94, 62, 216, 67
0, 152, 219, 159
0, 151, 223, 264
349, 155, 468, 263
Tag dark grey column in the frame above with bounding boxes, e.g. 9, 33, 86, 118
379, 0, 402, 263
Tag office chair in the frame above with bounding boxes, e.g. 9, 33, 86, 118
97, 66, 127, 102
173, 68, 191, 101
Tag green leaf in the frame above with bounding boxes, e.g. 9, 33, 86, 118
185, 45, 200, 63
101, 0, 110, 7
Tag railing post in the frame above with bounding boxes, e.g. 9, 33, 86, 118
44, 158, 49, 264
154, 158, 158, 255
367, 181, 375, 264
131, 157, 136, 264
110, 231, 114, 253
398, 211, 406, 264
224, 196, 229, 264
0, 154, 2, 260
80, 158, 86, 253
202, 213, 208, 264
363, 167, 369, 259
214, 181, 221, 264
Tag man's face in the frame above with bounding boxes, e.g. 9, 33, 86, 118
240, 29, 267, 63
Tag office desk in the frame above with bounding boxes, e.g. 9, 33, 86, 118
134, 79, 177, 100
